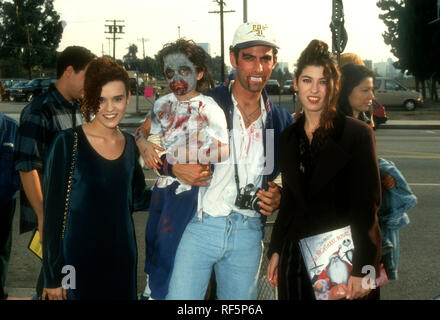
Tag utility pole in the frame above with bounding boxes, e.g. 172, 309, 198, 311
15, 4, 32, 79
243, 0, 247, 23
178, 26, 181, 39
105, 20, 125, 60
209, 1, 235, 82
138, 37, 149, 74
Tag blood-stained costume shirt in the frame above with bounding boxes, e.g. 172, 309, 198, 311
149, 92, 228, 193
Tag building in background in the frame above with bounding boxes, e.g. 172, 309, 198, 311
274, 61, 291, 73
373, 58, 401, 78
197, 43, 211, 56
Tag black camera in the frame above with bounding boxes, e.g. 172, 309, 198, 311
235, 183, 262, 212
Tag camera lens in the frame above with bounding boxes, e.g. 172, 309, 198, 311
251, 189, 261, 212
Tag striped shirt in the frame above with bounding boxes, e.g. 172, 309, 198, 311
14, 84, 85, 233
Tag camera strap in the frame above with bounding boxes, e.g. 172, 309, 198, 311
230, 88, 266, 195
231, 128, 240, 195
231, 112, 266, 196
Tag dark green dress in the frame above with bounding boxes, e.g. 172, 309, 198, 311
42, 126, 149, 300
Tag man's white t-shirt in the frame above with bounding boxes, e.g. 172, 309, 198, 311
202, 82, 267, 218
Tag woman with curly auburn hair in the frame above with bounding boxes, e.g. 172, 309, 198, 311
266, 40, 382, 300
81, 57, 130, 121
42, 57, 149, 300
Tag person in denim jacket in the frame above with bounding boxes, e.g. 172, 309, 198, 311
0, 113, 21, 300
378, 158, 417, 279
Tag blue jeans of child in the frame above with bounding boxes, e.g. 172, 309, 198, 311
166, 211, 263, 300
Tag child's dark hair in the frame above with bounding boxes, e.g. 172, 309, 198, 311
82, 57, 129, 122
156, 39, 214, 92
56, 46, 95, 79
294, 39, 340, 134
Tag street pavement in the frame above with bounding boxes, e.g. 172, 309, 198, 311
1, 95, 440, 300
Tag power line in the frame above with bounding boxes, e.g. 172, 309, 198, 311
104, 20, 125, 60
243, 0, 248, 23
137, 37, 149, 74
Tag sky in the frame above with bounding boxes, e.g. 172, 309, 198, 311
53, 0, 395, 70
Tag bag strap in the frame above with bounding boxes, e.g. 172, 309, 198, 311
61, 130, 78, 240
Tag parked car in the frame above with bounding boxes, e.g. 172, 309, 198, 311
129, 77, 145, 95
0, 78, 26, 101
371, 98, 387, 127
9, 78, 56, 102
282, 80, 294, 95
4, 80, 29, 101
265, 79, 280, 95
374, 77, 423, 111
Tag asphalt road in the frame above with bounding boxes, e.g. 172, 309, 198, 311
374, 129, 440, 300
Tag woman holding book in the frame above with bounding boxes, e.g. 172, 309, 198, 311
266, 40, 382, 300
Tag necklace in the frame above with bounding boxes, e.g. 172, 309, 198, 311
237, 104, 261, 126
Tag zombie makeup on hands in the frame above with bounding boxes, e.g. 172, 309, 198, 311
163, 53, 198, 96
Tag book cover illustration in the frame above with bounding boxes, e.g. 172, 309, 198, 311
299, 225, 386, 300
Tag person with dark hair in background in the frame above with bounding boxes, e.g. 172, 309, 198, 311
339, 53, 388, 129
266, 40, 382, 300
14, 45, 95, 299
42, 57, 149, 300
0, 113, 21, 300
135, 39, 229, 300
338, 63, 376, 124
338, 63, 416, 281
338, 63, 396, 194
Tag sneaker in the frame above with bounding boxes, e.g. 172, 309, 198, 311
138, 293, 150, 300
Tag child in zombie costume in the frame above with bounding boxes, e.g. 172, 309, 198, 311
135, 39, 229, 300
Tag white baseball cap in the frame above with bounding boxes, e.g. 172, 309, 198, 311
231, 21, 279, 49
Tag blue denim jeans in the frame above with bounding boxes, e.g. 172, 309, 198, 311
166, 211, 263, 300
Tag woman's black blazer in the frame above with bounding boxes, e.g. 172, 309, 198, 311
268, 114, 382, 277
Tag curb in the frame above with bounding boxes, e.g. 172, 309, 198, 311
379, 124, 440, 130
119, 122, 440, 130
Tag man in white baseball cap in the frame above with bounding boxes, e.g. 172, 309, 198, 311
165, 21, 293, 300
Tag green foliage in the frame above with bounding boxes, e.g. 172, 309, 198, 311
377, 0, 439, 79
0, 57, 26, 78
0, 0, 63, 78
143, 56, 161, 78
123, 44, 139, 70
206, 55, 228, 83
120, 44, 161, 78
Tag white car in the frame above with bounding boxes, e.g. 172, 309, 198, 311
374, 77, 423, 111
